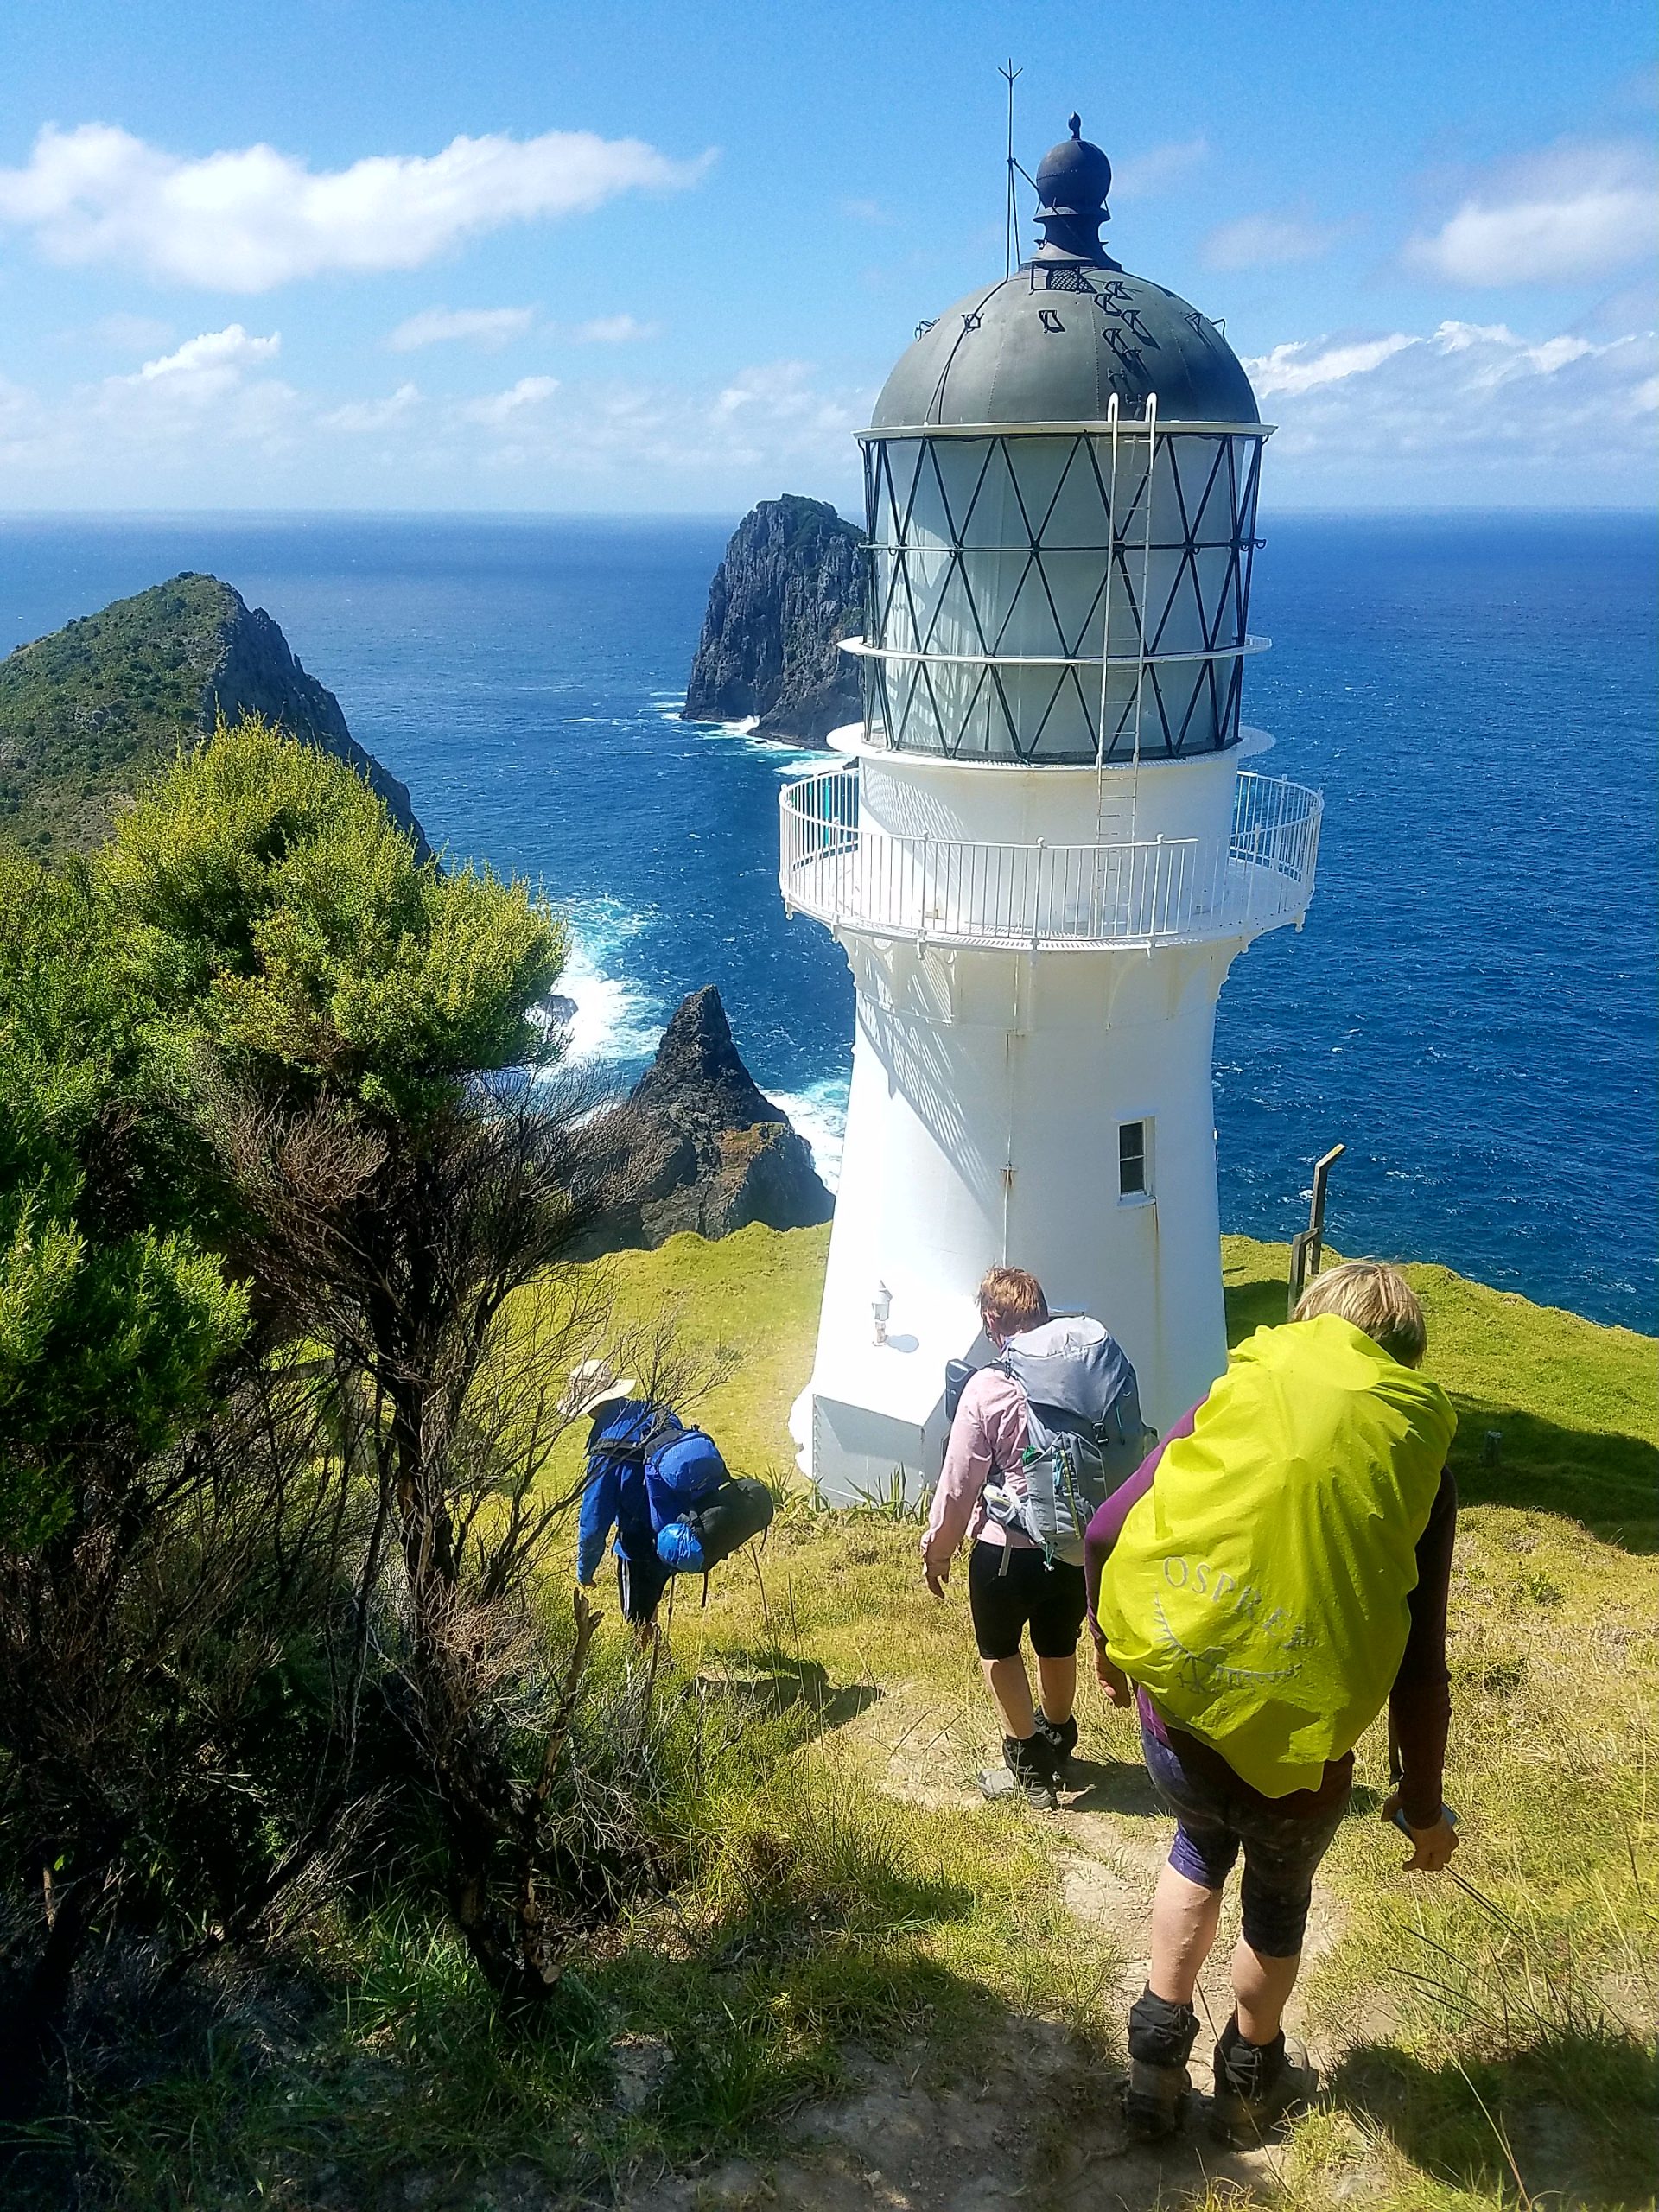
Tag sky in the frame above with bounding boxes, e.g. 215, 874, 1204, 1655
0, 0, 1654, 513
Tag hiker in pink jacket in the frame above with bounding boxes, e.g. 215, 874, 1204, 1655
921, 1267, 1086, 1809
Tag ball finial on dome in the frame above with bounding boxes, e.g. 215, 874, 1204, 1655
1032, 115, 1116, 268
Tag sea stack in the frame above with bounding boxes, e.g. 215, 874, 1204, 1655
683, 494, 863, 745
575, 986, 833, 1253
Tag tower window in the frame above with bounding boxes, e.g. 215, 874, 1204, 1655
1119, 1119, 1151, 1199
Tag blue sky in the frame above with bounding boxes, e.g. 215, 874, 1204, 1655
1, 0, 1653, 511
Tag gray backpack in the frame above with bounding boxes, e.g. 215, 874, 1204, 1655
983, 1315, 1154, 1567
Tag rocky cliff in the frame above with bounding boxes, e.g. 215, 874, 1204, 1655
0, 573, 427, 855
577, 986, 833, 1253
682, 495, 863, 746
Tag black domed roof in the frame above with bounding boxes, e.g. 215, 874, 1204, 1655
1035, 119, 1112, 219
869, 266, 1260, 430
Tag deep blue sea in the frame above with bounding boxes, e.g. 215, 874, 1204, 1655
1, 512, 1653, 1333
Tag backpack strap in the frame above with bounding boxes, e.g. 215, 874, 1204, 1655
606, 1408, 684, 1467
986, 1356, 1033, 1482
588, 1400, 663, 1462
638, 1411, 686, 1462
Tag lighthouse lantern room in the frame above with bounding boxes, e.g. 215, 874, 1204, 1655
781, 118, 1322, 1502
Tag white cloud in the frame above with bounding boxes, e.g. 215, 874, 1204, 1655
137, 324, 281, 384
1404, 139, 1657, 287
0, 123, 715, 291
0, 344, 866, 504
7, 311, 1647, 510
1110, 137, 1209, 202
1246, 334, 1417, 397
462, 374, 561, 425
445, 358, 863, 484
386, 306, 658, 351
1247, 318, 1657, 500
1203, 213, 1343, 271
575, 313, 658, 344
0, 373, 41, 441
1428, 321, 1601, 378
23, 318, 309, 477
388, 305, 535, 352
710, 360, 851, 434
322, 382, 421, 432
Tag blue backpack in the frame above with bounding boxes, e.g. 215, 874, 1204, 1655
585, 1400, 681, 1516
641, 1425, 730, 1532
586, 1404, 768, 1579
644, 1429, 773, 1575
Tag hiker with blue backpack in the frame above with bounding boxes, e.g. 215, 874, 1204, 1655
570, 1361, 773, 1637
921, 1268, 1153, 1810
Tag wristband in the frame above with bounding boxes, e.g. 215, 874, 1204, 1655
1390, 1802, 1457, 1836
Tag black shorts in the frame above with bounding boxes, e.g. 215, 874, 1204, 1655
968, 1540, 1088, 1662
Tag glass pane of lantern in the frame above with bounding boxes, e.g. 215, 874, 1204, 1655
1013, 433, 1092, 546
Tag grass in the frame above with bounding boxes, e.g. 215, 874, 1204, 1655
1223, 1236, 1659, 1550
45, 1228, 1659, 2210
70, 1690, 1101, 2209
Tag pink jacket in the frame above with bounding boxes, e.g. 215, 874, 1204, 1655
922, 1365, 1036, 1563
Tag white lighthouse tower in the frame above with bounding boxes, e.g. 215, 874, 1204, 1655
781, 119, 1321, 1501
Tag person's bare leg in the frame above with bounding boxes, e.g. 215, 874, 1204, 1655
982, 1654, 1037, 1738
1147, 1862, 1224, 2005
1035, 1653, 1076, 1724
1231, 1942, 1300, 2045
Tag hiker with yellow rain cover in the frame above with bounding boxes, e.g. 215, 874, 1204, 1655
1084, 1262, 1462, 2145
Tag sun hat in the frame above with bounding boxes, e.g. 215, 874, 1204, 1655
563, 1358, 639, 1421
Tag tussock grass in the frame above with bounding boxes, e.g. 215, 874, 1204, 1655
43, 1228, 1659, 2209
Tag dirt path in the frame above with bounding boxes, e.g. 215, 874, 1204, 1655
622, 1688, 1350, 2212
623, 2024, 1293, 2211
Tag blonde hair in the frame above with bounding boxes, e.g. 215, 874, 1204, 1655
1295, 1260, 1427, 1369
978, 1265, 1048, 1338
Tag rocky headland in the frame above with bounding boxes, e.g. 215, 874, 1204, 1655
682, 494, 863, 746
576, 985, 834, 1253
0, 573, 426, 855
1, 572, 834, 1252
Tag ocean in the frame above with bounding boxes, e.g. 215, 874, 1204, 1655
1, 511, 1653, 1334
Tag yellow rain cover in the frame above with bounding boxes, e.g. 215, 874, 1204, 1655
1096, 1314, 1455, 1796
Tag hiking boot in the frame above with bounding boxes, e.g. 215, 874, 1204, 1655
1033, 1709, 1079, 1783
977, 1732, 1058, 1810
1209, 2017, 1317, 2144
1125, 1986, 1198, 2139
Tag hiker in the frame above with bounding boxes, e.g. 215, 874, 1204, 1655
922, 1268, 1151, 1810
1085, 1262, 1462, 2145
572, 1361, 773, 1637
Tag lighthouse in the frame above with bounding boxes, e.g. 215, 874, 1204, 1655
780, 118, 1321, 1502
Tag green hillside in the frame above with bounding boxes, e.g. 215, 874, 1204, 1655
0, 573, 425, 856
95, 1227, 1652, 2211
0, 574, 233, 850
590, 1224, 1658, 1547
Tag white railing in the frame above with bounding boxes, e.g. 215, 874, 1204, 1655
778, 765, 1321, 951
